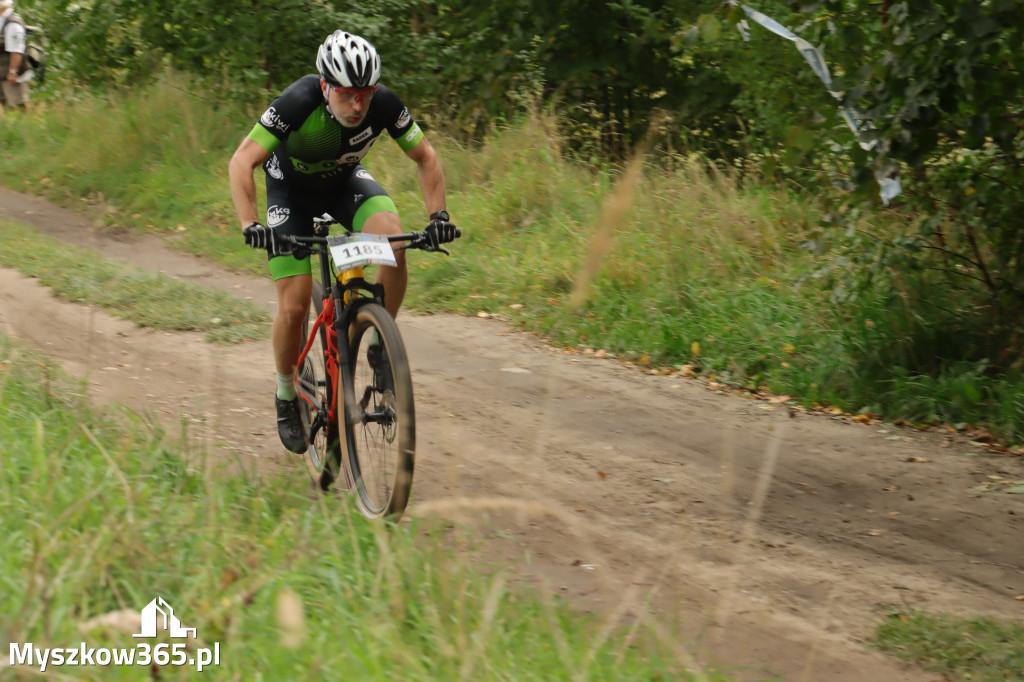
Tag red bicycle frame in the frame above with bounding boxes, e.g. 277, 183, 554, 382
296, 293, 340, 423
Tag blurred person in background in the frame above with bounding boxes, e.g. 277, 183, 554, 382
0, 0, 29, 115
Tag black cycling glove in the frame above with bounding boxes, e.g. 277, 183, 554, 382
424, 218, 460, 250
242, 222, 281, 257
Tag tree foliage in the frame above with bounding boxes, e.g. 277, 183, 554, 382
798, 0, 1024, 373
422, 0, 747, 155
18, 0, 359, 94
13, 0, 1024, 431
23, 0, 779, 156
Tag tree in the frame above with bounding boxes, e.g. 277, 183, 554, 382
800, 0, 1024, 373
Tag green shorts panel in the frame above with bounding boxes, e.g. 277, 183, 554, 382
353, 195, 398, 232
269, 254, 312, 280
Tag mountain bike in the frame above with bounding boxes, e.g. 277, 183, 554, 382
279, 220, 456, 521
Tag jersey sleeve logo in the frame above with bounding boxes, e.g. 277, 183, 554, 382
260, 106, 291, 134
401, 124, 422, 144
396, 108, 412, 129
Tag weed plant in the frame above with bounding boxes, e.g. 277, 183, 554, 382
0, 335, 727, 680
874, 610, 1024, 681
4, 78, 1023, 678
0, 218, 269, 343
1, 76, 1024, 441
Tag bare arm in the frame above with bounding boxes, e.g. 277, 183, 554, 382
228, 137, 272, 228
5, 52, 21, 84
405, 138, 447, 218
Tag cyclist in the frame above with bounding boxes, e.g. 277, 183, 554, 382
229, 30, 458, 454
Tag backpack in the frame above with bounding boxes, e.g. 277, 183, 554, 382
0, 12, 46, 83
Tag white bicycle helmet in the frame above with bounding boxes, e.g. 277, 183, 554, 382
316, 31, 381, 89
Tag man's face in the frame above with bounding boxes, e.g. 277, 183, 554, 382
321, 79, 377, 128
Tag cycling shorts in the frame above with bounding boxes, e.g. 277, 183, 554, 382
263, 165, 397, 280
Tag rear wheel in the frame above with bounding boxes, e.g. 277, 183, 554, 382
341, 303, 415, 520
299, 280, 342, 489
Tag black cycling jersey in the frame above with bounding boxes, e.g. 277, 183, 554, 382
247, 75, 424, 192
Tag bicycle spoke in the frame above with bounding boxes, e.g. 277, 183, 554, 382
342, 304, 415, 520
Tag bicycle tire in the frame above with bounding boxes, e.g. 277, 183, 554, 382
340, 303, 415, 520
299, 280, 343, 490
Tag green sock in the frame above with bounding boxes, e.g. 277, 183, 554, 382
276, 371, 297, 400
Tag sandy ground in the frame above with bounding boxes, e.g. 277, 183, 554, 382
1, 187, 1022, 682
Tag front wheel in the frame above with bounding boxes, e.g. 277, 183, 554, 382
340, 303, 415, 520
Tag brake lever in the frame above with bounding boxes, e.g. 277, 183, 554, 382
394, 233, 451, 255
394, 244, 449, 255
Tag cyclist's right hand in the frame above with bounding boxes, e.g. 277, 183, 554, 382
242, 222, 281, 256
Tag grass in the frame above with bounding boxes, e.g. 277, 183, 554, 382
6, 76, 1024, 442
0, 217, 269, 343
3, 75, 1024, 679
4, 73, 1024, 413
0, 334, 734, 681
874, 610, 1024, 681
374, 115, 831, 369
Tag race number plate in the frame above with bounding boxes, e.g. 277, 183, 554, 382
327, 233, 398, 269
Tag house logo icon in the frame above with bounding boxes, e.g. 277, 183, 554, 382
132, 597, 197, 639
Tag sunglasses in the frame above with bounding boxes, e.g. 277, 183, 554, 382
328, 85, 378, 103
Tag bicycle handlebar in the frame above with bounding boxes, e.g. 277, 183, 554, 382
277, 228, 459, 255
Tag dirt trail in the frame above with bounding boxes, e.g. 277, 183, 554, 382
2, 187, 1022, 682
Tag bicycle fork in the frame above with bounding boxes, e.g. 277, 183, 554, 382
334, 266, 383, 431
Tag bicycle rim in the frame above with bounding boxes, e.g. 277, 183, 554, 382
342, 303, 415, 520
299, 280, 342, 489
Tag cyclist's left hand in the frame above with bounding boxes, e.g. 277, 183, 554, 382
425, 218, 460, 249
